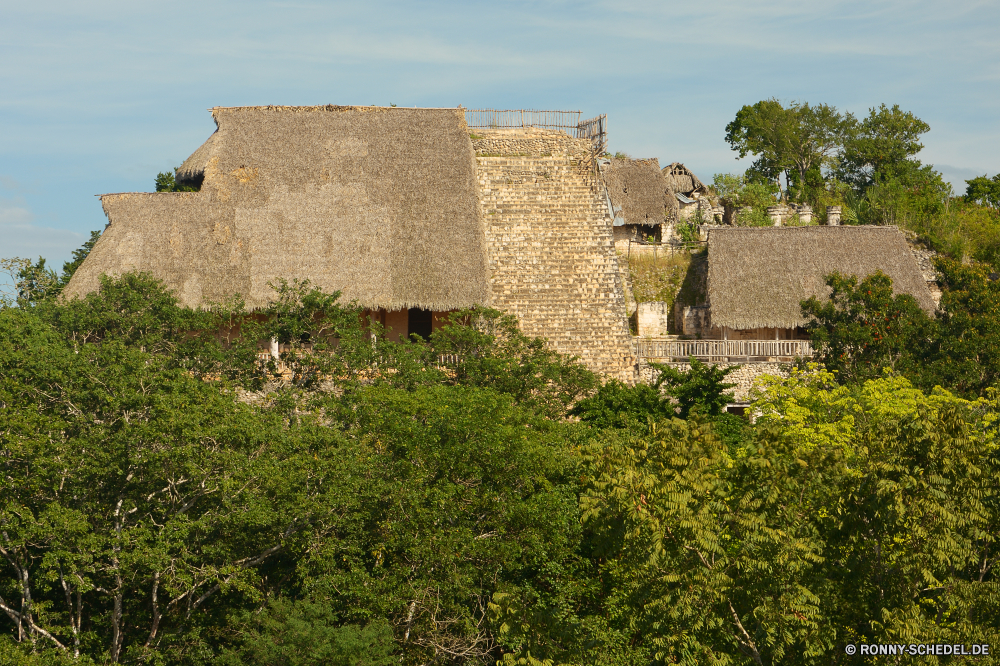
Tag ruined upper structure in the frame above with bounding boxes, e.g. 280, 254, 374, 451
662, 163, 707, 197
64, 106, 636, 380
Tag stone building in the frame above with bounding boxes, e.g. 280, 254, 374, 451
633, 226, 936, 382
64, 106, 636, 381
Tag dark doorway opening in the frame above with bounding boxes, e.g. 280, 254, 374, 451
408, 308, 433, 341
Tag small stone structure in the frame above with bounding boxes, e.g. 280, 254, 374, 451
826, 206, 842, 226
678, 305, 711, 337
766, 203, 814, 226
637, 301, 672, 337
902, 230, 943, 308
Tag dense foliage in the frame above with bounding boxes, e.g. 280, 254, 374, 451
6, 111, 1000, 662
718, 100, 1000, 276
803, 259, 1000, 399
1, 266, 996, 664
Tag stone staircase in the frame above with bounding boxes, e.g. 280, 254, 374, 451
473, 128, 636, 381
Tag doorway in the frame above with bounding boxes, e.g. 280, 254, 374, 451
407, 308, 433, 341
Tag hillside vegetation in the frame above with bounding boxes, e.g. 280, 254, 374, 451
721, 99, 1000, 263
0, 257, 998, 664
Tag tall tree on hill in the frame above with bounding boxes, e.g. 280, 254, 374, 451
1, 231, 102, 307
725, 99, 855, 201
836, 103, 932, 192
965, 173, 1000, 209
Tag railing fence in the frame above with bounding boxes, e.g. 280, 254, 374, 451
465, 109, 607, 155
635, 339, 814, 362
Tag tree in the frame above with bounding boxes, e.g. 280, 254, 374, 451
801, 271, 935, 385
965, 173, 1000, 209
0, 272, 595, 665
57, 230, 102, 289
725, 100, 855, 202
656, 358, 737, 418
711, 173, 779, 226
577, 372, 1000, 665
569, 380, 673, 429
155, 169, 199, 192
1, 231, 103, 308
0, 256, 58, 307
801, 263, 1000, 398
837, 104, 931, 192
752, 370, 1000, 654
580, 415, 841, 664
930, 257, 1000, 396
218, 598, 395, 666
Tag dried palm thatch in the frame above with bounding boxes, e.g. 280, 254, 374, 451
602, 158, 676, 225
176, 130, 218, 184
662, 162, 706, 195
64, 106, 492, 311
707, 226, 936, 330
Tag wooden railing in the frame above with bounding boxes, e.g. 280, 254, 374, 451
635, 339, 813, 363
465, 109, 607, 154
577, 114, 607, 155
465, 109, 582, 131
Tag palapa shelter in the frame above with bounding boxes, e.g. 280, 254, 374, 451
65, 106, 490, 342
64, 105, 636, 379
599, 157, 675, 244
704, 226, 936, 340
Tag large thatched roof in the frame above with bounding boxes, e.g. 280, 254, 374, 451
662, 162, 706, 195
707, 226, 936, 330
64, 106, 492, 311
176, 131, 218, 184
601, 158, 675, 226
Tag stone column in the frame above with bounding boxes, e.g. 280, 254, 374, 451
767, 205, 783, 226
798, 204, 812, 224
826, 206, 842, 226
712, 205, 725, 224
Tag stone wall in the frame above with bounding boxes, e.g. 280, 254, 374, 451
639, 361, 787, 402
676, 305, 712, 337
473, 128, 637, 381
637, 301, 672, 336
903, 230, 943, 308
765, 203, 814, 226
470, 129, 576, 157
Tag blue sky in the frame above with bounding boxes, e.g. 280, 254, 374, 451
2, 0, 998, 268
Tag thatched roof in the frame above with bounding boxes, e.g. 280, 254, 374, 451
707, 226, 936, 330
64, 106, 492, 311
662, 162, 706, 195
176, 130, 218, 184
601, 157, 675, 226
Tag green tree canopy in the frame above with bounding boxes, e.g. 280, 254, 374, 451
725, 99, 855, 201
801, 270, 935, 386
837, 103, 931, 192
965, 173, 1000, 209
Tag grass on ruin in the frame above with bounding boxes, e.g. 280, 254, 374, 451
625, 250, 692, 317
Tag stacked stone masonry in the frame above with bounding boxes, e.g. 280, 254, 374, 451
473, 128, 636, 381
